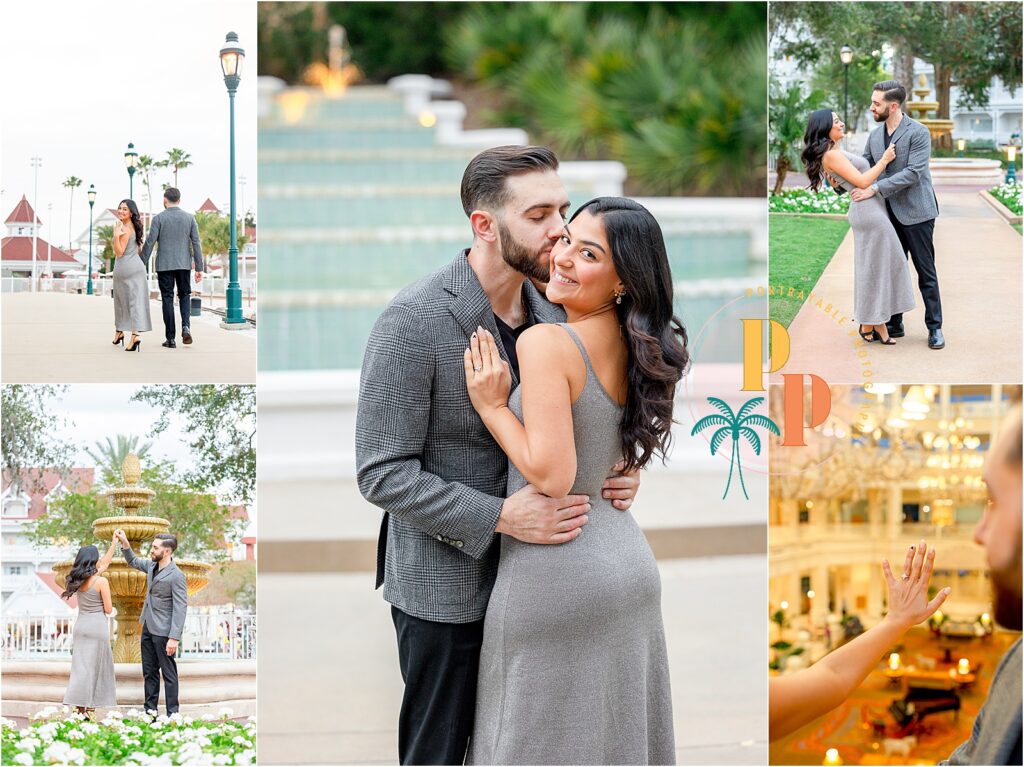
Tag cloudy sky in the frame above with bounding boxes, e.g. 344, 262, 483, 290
1, 1, 256, 248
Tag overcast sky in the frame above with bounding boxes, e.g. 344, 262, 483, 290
1, 1, 256, 248
41, 385, 256, 530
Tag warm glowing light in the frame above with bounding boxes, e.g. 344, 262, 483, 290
981, 613, 991, 626
278, 91, 312, 125
780, 601, 789, 610
958, 658, 970, 675
807, 590, 816, 598
889, 653, 901, 670
957, 138, 966, 151
1009, 146, 1017, 163
419, 111, 438, 128
824, 747, 843, 766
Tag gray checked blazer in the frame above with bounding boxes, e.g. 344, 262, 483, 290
943, 638, 1022, 766
862, 115, 939, 226
124, 547, 188, 640
140, 206, 205, 273
355, 251, 565, 623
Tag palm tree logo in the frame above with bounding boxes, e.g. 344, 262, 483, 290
691, 396, 779, 500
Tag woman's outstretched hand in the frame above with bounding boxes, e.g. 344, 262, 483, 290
464, 327, 512, 419
882, 539, 950, 631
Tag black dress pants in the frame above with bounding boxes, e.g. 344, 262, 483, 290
141, 623, 180, 714
391, 605, 485, 766
157, 269, 191, 341
886, 206, 943, 330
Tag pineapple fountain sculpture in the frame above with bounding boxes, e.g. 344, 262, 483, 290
53, 454, 212, 663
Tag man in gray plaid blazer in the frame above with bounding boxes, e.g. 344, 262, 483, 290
116, 529, 188, 716
140, 187, 205, 349
943, 401, 1022, 765
356, 146, 639, 765
852, 80, 944, 350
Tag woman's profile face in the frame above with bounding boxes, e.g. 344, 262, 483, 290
546, 208, 623, 312
117, 202, 131, 221
828, 112, 845, 143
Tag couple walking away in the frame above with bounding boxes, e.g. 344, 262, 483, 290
801, 79, 945, 350
111, 187, 204, 353
356, 145, 688, 765
60, 531, 188, 717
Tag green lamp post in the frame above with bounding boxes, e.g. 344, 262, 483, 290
220, 31, 246, 326
125, 142, 138, 198
87, 184, 96, 296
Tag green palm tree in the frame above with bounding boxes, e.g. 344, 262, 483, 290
62, 176, 82, 250
769, 79, 824, 195
162, 148, 192, 188
691, 397, 779, 500
136, 155, 156, 235
85, 435, 153, 486
95, 225, 115, 274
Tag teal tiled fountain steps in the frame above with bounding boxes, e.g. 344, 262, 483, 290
259, 84, 760, 371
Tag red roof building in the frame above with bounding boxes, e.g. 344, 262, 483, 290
1, 468, 96, 519
197, 198, 222, 215
2, 196, 81, 275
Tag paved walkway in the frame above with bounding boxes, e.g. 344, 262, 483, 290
777, 188, 1022, 384
257, 556, 768, 766
2, 293, 255, 383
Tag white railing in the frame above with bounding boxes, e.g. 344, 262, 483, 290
2, 610, 255, 661
2, 276, 257, 311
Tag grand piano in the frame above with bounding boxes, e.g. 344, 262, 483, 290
889, 671, 961, 729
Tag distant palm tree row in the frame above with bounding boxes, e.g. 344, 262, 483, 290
60, 148, 193, 250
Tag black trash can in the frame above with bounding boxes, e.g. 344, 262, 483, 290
190, 296, 202, 317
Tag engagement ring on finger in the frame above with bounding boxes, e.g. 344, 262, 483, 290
474, 365, 482, 372
902, 573, 910, 580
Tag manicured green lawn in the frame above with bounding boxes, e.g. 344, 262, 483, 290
769, 214, 851, 328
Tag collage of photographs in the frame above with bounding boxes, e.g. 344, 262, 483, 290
0, 2, 1020, 767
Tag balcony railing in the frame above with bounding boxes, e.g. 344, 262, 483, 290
2, 610, 255, 661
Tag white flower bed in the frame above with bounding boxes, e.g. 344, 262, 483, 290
2, 709, 255, 766
769, 188, 850, 215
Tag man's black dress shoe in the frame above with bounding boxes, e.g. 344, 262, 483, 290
162, 340, 177, 349
886, 323, 905, 339
928, 329, 945, 349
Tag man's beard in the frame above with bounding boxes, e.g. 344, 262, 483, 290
873, 105, 892, 122
991, 547, 1023, 630
497, 219, 550, 282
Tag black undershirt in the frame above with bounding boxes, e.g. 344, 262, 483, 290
494, 309, 535, 381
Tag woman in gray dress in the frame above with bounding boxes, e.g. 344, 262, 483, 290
464, 198, 688, 765
801, 109, 915, 344
112, 199, 152, 352
61, 536, 119, 714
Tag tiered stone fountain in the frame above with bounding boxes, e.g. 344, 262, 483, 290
52, 454, 212, 663
906, 73, 1003, 185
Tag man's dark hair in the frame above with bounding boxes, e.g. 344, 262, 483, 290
163, 187, 181, 204
155, 533, 178, 553
460, 145, 559, 217
872, 80, 907, 106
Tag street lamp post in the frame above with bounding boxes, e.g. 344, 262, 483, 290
125, 142, 138, 198
87, 185, 96, 296
957, 138, 966, 158
47, 202, 53, 286
840, 46, 853, 131
30, 156, 42, 293
220, 31, 246, 328
1007, 146, 1018, 185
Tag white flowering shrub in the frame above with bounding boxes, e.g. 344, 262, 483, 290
989, 181, 1022, 216
769, 188, 850, 215
2, 710, 255, 765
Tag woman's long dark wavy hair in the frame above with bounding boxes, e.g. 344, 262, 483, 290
60, 545, 100, 599
569, 198, 689, 473
119, 199, 144, 250
800, 108, 837, 193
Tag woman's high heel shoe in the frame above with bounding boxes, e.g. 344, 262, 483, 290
113, 332, 124, 346
126, 335, 141, 352
858, 326, 879, 343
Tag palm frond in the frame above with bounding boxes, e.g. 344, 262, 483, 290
736, 397, 765, 421
690, 413, 730, 435
740, 414, 780, 434
706, 397, 736, 420
710, 426, 731, 456
739, 426, 762, 455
